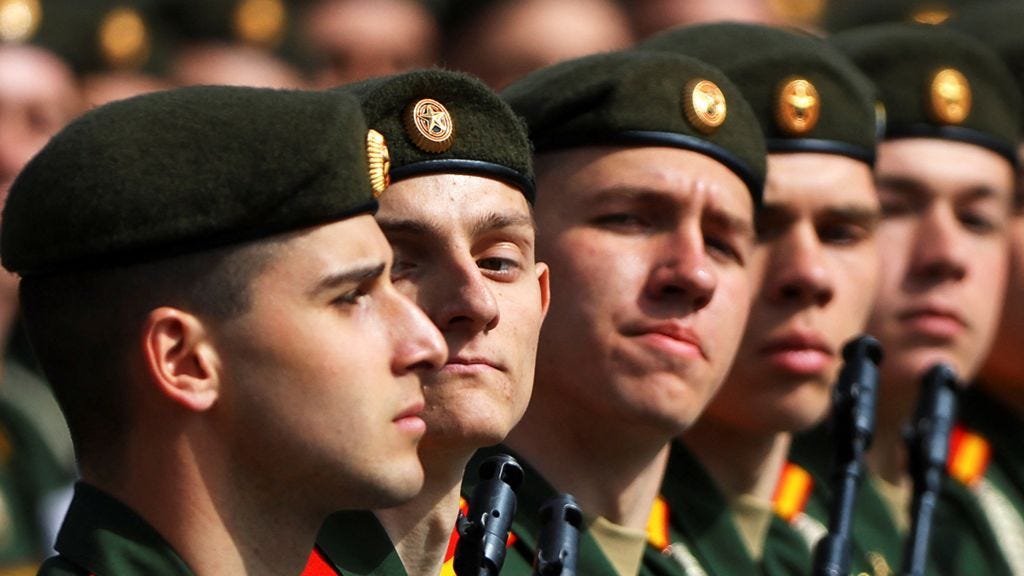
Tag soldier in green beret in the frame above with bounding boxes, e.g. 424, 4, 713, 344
459, 49, 767, 575
927, 5, 1024, 575
790, 22, 1021, 576
302, 69, 549, 576
636, 22, 882, 576
1, 85, 448, 575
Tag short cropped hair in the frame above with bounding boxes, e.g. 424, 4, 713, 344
19, 239, 279, 468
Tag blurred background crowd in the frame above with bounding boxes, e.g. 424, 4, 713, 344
0, 0, 1016, 571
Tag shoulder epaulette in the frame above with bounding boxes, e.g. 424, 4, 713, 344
773, 462, 814, 523
947, 424, 992, 488
647, 495, 671, 552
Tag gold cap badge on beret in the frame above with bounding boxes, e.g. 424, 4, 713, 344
0, 0, 40, 43
366, 129, 391, 198
233, 0, 286, 47
98, 6, 150, 70
405, 98, 455, 153
911, 5, 952, 25
683, 79, 727, 134
929, 68, 971, 125
776, 77, 820, 136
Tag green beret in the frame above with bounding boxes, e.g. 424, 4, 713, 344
334, 69, 535, 202
947, 2, 1024, 132
502, 50, 767, 204
639, 22, 878, 165
2, 85, 378, 276
833, 23, 1021, 164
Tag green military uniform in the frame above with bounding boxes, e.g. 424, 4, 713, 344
636, 22, 880, 576
643, 442, 811, 576
790, 427, 905, 576
929, 385, 1024, 576
36, 483, 195, 576
307, 69, 534, 576
0, 397, 71, 574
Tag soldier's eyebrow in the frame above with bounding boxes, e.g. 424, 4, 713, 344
470, 212, 535, 237
376, 217, 437, 238
310, 262, 386, 297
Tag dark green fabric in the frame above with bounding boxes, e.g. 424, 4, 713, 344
334, 69, 535, 201
790, 424, 907, 576
644, 442, 812, 576
930, 385, 1024, 576
2, 85, 377, 276
314, 510, 408, 576
823, 0, 996, 33
462, 444, 627, 576
38, 483, 195, 576
638, 22, 878, 164
832, 22, 1021, 164
948, 2, 1024, 132
0, 398, 71, 571
501, 50, 767, 204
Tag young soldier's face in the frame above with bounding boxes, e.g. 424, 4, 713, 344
210, 216, 447, 511
868, 138, 1013, 419
533, 146, 755, 439
376, 174, 550, 455
700, 153, 880, 433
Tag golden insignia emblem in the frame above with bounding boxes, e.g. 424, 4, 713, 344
874, 100, 887, 138
683, 79, 727, 134
404, 98, 454, 153
233, 0, 286, 47
366, 129, 391, 198
929, 68, 971, 125
776, 77, 820, 135
0, 0, 41, 43
911, 6, 952, 25
98, 6, 150, 70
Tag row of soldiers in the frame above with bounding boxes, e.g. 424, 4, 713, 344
3, 3, 1024, 576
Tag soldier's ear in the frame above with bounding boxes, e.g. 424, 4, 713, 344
536, 261, 551, 319
141, 307, 221, 412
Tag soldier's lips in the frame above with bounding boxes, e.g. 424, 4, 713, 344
393, 400, 426, 435
626, 321, 706, 360
898, 304, 967, 339
759, 332, 834, 376
440, 356, 503, 374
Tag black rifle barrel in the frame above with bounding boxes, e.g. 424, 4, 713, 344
811, 334, 883, 576
532, 494, 583, 576
900, 363, 959, 576
454, 454, 525, 576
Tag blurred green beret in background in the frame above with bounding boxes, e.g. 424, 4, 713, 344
2, 86, 378, 275
502, 50, 767, 204
947, 1, 1024, 132
833, 22, 1021, 164
639, 22, 879, 165
334, 68, 535, 202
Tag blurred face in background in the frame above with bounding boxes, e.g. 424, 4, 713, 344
302, 0, 439, 88
444, 0, 634, 90
0, 45, 80, 335
868, 138, 1013, 424
698, 153, 880, 435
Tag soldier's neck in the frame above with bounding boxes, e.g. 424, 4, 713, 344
376, 447, 470, 576
683, 420, 790, 503
506, 395, 670, 531
93, 437, 320, 576
865, 413, 911, 487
